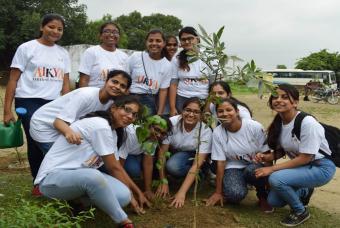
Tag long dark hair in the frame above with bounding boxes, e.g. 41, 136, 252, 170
81, 95, 142, 148
267, 84, 299, 158
210, 81, 253, 117
145, 29, 166, 58
178, 26, 198, 71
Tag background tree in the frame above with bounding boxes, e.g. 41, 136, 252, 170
0, 0, 87, 69
276, 64, 287, 69
115, 11, 182, 50
295, 49, 340, 73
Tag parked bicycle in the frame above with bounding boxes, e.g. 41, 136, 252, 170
310, 87, 339, 104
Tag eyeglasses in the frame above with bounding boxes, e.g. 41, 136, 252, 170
180, 36, 196, 43
183, 108, 201, 115
122, 106, 139, 119
102, 29, 120, 36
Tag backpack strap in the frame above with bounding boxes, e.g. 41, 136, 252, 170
292, 111, 331, 158
292, 112, 309, 140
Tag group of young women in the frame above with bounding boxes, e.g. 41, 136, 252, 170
2, 13, 336, 227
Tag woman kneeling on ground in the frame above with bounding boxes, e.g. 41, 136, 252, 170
34, 96, 150, 228
156, 97, 212, 208
205, 98, 273, 213
255, 84, 336, 227
118, 115, 172, 200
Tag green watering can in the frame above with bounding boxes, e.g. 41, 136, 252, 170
0, 107, 26, 149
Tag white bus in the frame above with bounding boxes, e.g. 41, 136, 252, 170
263, 69, 337, 89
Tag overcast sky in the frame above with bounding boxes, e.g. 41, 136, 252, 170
78, 0, 340, 70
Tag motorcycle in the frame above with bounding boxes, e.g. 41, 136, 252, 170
310, 88, 339, 104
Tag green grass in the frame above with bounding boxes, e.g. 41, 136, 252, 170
229, 81, 259, 95
1, 172, 339, 228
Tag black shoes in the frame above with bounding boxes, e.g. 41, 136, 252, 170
280, 208, 310, 227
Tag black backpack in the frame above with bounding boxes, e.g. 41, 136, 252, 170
292, 112, 340, 167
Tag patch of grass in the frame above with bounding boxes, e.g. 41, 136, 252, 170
1, 171, 339, 228
229, 82, 258, 95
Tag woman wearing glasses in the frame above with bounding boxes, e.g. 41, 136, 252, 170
169, 26, 212, 116
35, 96, 148, 228
127, 29, 172, 115
30, 70, 131, 185
78, 22, 128, 88
205, 98, 272, 213
156, 97, 212, 208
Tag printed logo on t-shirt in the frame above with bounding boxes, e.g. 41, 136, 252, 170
82, 155, 104, 169
182, 77, 209, 85
33, 67, 64, 81
99, 69, 110, 81
136, 75, 159, 90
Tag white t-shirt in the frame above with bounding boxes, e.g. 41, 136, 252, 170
162, 115, 212, 153
212, 119, 269, 169
11, 39, 71, 100
34, 117, 118, 185
30, 87, 113, 143
171, 57, 212, 99
118, 124, 143, 159
127, 51, 172, 94
78, 45, 128, 88
210, 103, 252, 120
279, 112, 330, 160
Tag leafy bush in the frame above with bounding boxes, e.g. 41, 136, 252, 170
0, 198, 95, 228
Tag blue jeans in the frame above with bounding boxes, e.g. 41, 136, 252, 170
39, 168, 131, 223
131, 93, 157, 115
36, 142, 54, 155
124, 154, 143, 178
268, 158, 336, 214
166, 151, 197, 178
175, 95, 191, 113
222, 163, 267, 204
15, 98, 52, 179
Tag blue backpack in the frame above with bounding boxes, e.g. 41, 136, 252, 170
292, 112, 340, 167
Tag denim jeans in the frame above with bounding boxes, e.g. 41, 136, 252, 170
36, 141, 54, 155
15, 98, 52, 179
175, 95, 191, 113
222, 163, 268, 204
124, 154, 143, 178
39, 168, 131, 223
268, 158, 336, 214
131, 93, 157, 115
166, 151, 197, 178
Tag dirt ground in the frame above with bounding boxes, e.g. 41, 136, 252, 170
1, 91, 340, 220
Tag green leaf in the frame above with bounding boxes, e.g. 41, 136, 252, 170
216, 26, 225, 39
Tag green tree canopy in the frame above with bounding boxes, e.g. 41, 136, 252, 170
276, 64, 287, 69
115, 11, 182, 50
0, 0, 87, 68
295, 49, 340, 73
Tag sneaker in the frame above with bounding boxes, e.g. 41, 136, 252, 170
301, 188, 314, 206
31, 185, 42, 196
280, 208, 310, 227
303, 96, 310, 101
258, 197, 274, 213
